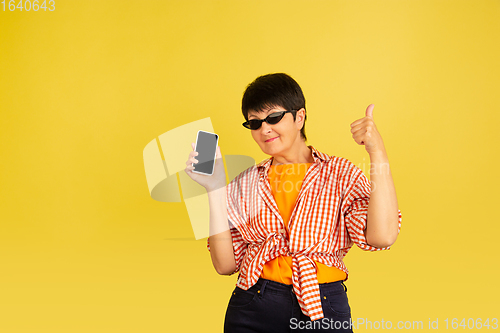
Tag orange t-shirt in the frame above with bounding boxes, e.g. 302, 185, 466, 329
260, 162, 347, 284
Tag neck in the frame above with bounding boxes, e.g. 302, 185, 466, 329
271, 141, 314, 165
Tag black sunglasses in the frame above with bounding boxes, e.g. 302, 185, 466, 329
242, 110, 298, 130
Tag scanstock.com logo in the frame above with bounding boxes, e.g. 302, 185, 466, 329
143, 117, 254, 240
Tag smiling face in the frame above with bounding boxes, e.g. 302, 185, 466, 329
247, 106, 306, 157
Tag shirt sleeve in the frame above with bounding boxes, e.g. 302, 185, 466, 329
206, 175, 249, 276
343, 170, 402, 252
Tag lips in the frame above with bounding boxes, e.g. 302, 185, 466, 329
265, 136, 279, 142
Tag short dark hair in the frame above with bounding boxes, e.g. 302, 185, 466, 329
242, 73, 307, 142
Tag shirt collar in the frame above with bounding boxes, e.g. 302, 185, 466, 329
256, 145, 331, 170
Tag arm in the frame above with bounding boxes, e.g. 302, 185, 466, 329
207, 186, 237, 275
186, 143, 241, 275
350, 104, 400, 249
365, 149, 400, 248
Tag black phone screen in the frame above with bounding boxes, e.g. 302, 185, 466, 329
193, 131, 218, 175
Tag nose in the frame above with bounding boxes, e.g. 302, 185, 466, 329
260, 121, 272, 134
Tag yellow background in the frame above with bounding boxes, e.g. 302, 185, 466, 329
1, 0, 499, 331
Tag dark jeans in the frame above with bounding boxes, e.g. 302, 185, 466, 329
224, 277, 354, 333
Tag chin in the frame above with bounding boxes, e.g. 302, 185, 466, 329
262, 144, 282, 155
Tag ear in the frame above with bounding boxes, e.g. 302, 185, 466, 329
295, 108, 306, 129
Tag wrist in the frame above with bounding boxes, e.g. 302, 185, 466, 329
206, 183, 227, 194
368, 149, 388, 160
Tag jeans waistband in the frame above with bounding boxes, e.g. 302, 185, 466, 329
248, 277, 347, 297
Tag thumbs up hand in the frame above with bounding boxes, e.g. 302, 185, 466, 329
350, 104, 386, 155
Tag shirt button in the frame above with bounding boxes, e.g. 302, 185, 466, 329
280, 229, 285, 234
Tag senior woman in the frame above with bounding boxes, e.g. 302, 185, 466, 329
185, 73, 402, 332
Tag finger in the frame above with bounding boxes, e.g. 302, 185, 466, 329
350, 124, 366, 134
366, 104, 374, 118
352, 132, 366, 145
352, 117, 376, 132
191, 142, 195, 150
351, 115, 374, 127
186, 157, 199, 165
350, 118, 365, 128
351, 127, 368, 136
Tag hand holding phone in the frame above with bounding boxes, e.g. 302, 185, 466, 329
184, 131, 226, 191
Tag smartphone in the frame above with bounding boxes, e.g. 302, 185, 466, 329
192, 130, 219, 176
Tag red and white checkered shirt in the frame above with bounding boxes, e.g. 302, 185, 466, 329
207, 144, 402, 321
